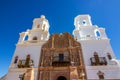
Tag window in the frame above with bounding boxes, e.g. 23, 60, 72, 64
82, 20, 87, 26
83, 21, 86, 24
37, 24, 40, 28
96, 31, 100, 37
59, 54, 64, 61
25, 54, 31, 67
14, 56, 18, 64
90, 52, 107, 66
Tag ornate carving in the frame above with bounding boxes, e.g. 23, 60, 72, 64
38, 33, 86, 80
41, 71, 50, 80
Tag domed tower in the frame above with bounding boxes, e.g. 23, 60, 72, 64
3, 14, 120, 80
18, 15, 50, 44
73, 15, 107, 40
6, 15, 50, 80
73, 15, 120, 80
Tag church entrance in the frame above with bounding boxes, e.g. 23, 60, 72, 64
57, 76, 67, 80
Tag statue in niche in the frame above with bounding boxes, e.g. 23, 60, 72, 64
43, 56, 51, 67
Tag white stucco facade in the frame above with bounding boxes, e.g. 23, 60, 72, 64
1, 14, 120, 80
4, 15, 50, 80
73, 15, 120, 80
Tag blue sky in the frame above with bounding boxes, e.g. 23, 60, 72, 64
0, 0, 120, 78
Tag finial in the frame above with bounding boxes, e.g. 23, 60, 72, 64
40, 15, 45, 19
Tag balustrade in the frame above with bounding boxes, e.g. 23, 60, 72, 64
18, 60, 34, 68
90, 57, 107, 66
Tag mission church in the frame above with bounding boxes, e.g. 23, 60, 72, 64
1, 14, 120, 80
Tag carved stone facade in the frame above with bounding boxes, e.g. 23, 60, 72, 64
37, 33, 86, 80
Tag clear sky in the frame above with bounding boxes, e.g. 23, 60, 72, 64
0, 0, 120, 78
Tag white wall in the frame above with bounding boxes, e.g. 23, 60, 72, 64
10, 45, 42, 68
6, 69, 26, 80
86, 66, 120, 79
79, 39, 120, 79
79, 39, 115, 66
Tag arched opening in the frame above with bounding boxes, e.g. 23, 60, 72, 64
95, 30, 101, 40
24, 35, 28, 41
57, 76, 67, 80
37, 24, 40, 28
33, 36, 37, 40
95, 30, 100, 37
82, 20, 87, 26
25, 54, 31, 67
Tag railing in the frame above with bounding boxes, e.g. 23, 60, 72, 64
90, 57, 107, 66
18, 59, 34, 68
52, 56, 70, 67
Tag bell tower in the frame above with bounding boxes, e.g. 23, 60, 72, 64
7, 15, 50, 80
73, 15, 108, 40
3, 14, 120, 80
73, 14, 120, 80
18, 15, 50, 44
74, 15, 92, 27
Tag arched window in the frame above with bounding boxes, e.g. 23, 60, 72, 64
25, 54, 31, 68
14, 56, 18, 64
95, 30, 101, 37
97, 71, 104, 79
33, 36, 37, 40
82, 20, 87, 26
107, 53, 112, 60
57, 76, 67, 80
94, 52, 99, 65
24, 35, 28, 41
